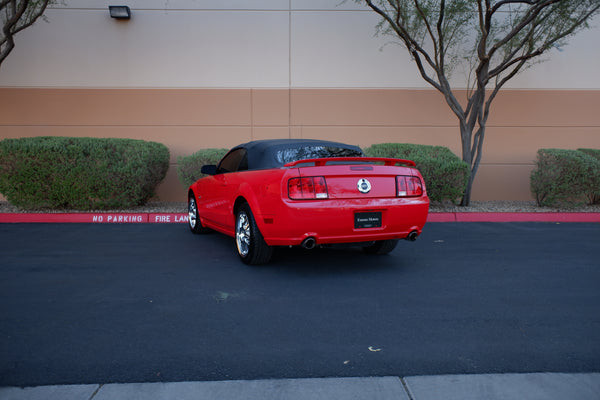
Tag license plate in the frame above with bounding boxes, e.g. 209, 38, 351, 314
354, 212, 382, 229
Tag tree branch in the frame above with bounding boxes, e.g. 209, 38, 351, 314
365, 0, 442, 89
436, 0, 446, 72
1, 0, 51, 66
486, 0, 559, 61
413, 0, 439, 65
488, 3, 600, 80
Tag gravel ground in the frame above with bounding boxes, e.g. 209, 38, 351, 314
1, 200, 599, 213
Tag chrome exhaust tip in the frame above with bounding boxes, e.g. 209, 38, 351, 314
301, 237, 317, 250
406, 231, 419, 241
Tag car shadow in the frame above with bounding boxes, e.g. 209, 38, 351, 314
266, 244, 405, 273
185, 228, 411, 274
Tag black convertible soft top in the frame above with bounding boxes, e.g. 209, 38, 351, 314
231, 139, 364, 170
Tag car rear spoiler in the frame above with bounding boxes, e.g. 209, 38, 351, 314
284, 157, 416, 168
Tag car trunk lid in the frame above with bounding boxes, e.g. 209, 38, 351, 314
285, 157, 418, 200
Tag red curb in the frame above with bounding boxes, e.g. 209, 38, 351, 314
456, 212, 600, 222
0, 213, 165, 223
428, 212, 600, 223
0, 212, 598, 224
426, 213, 458, 223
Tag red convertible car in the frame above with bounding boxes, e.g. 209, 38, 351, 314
187, 139, 429, 264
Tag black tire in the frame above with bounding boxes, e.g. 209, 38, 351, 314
235, 203, 273, 265
188, 194, 211, 234
362, 239, 399, 255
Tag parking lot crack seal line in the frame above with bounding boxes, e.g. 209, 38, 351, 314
399, 377, 415, 400
87, 384, 103, 400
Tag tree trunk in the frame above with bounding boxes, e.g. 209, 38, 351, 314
459, 121, 487, 207
459, 122, 474, 206
461, 172, 475, 207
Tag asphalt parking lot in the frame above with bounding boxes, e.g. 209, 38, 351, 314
0, 222, 599, 388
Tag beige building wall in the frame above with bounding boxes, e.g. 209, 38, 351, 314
1, 1, 599, 202
2, 88, 599, 202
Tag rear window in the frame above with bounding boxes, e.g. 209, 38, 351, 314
275, 146, 363, 165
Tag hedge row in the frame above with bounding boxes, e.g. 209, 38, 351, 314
364, 143, 469, 203
531, 148, 600, 207
0, 137, 169, 210
176, 143, 469, 203
13, 138, 594, 210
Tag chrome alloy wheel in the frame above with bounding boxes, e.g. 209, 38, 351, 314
236, 210, 251, 257
188, 197, 198, 229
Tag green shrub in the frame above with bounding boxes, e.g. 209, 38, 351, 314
364, 143, 469, 203
177, 148, 228, 187
578, 148, 600, 204
0, 136, 169, 210
578, 148, 600, 160
530, 148, 600, 207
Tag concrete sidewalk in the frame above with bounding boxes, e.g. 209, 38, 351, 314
1, 373, 599, 400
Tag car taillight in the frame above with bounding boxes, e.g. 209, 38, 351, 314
288, 177, 328, 200
396, 176, 423, 197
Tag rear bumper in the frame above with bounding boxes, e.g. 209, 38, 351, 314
257, 197, 429, 246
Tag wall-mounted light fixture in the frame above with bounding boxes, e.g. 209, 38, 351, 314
109, 6, 131, 20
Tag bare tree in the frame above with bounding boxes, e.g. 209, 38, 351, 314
1, 0, 53, 67
361, 0, 600, 205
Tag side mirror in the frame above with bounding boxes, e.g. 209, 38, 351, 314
201, 165, 217, 176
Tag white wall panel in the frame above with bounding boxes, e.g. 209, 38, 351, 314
55, 0, 289, 10
0, 3, 598, 89
291, 11, 422, 88
0, 8, 289, 87
290, 10, 600, 89
292, 0, 368, 11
